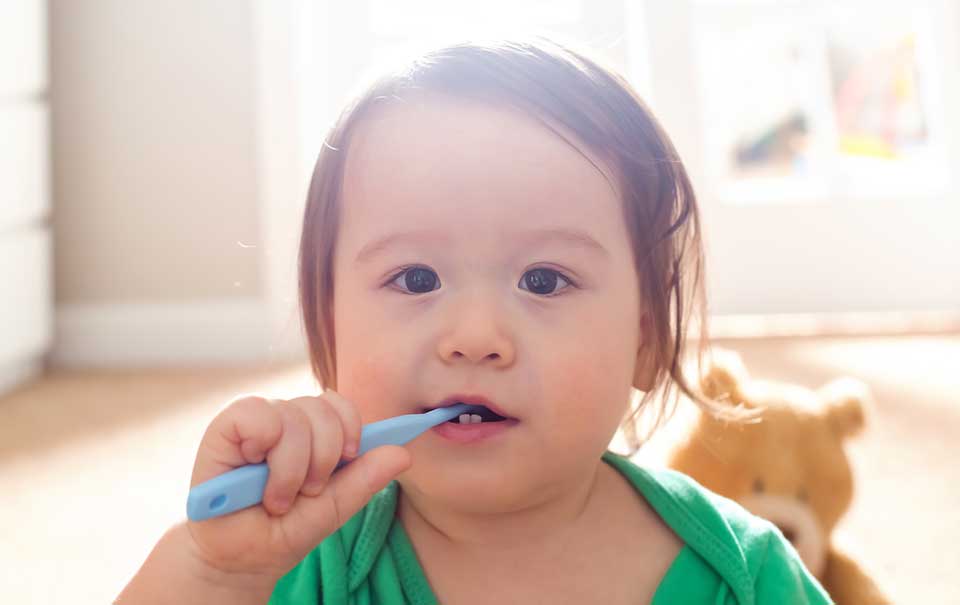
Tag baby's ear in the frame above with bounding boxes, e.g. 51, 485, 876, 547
632, 313, 657, 392
633, 352, 656, 392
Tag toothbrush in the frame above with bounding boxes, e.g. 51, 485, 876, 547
186, 402, 482, 521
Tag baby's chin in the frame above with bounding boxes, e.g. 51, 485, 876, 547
396, 457, 539, 512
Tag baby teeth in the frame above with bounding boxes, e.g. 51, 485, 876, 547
457, 414, 483, 424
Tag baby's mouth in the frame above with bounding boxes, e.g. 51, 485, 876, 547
422, 403, 512, 424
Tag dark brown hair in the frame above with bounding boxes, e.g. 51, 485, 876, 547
299, 35, 752, 456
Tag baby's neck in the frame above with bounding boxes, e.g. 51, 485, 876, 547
397, 460, 607, 554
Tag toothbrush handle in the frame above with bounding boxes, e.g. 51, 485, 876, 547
186, 403, 475, 521
186, 463, 268, 521
186, 457, 353, 522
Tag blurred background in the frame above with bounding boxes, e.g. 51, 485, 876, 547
1, 0, 958, 603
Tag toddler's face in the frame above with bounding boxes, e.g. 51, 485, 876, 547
331, 96, 647, 509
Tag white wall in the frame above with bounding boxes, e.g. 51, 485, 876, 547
48, 0, 307, 366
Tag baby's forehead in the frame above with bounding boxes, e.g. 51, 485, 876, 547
337, 97, 626, 258
343, 96, 619, 204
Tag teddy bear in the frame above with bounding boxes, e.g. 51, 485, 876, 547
664, 348, 891, 604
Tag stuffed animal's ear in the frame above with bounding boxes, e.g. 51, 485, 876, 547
699, 348, 750, 406
819, 377, 873, 439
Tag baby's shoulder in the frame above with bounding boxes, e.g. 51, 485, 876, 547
606, 456, 757, 529
624, 463, 832, 603
628, 463, 777, 555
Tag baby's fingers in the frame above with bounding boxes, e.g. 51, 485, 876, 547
287, 394, 356, 497
191, 396, 284, 487
261, 402, 312, 515
320, 390, 362, 459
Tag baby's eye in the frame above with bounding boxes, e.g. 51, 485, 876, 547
388, 266, 440, 294
386, 266, 575, 297
518, 268, 573, 297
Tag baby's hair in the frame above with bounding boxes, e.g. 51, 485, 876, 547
298, 35, 752, 457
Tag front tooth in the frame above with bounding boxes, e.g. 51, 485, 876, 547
470, 414, 482, 424
459, 414, 470, 424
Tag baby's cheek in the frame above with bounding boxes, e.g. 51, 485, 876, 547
337, 354, 401, 422
549, 348, 634, 427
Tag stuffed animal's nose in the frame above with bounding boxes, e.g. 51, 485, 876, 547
776, 523, 797, 545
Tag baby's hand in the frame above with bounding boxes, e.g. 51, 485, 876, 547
184, 391, 411, 582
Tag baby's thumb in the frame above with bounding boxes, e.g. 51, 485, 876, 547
284, 446, 412, 548
329, 445, 412, 513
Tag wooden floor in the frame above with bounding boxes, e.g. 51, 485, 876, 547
1, 335, 957, 604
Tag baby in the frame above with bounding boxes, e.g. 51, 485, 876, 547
117, 37, 832, 604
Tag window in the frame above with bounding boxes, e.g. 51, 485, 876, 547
692, 0, 950, 204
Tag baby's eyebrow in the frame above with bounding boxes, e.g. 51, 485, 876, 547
354, 227, 609, 264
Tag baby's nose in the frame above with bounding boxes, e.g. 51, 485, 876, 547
436, 317, 515, 367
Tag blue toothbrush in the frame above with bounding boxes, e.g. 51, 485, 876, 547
186, 403, 482, 521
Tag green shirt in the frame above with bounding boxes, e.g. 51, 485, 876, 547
269, 451, 833, 604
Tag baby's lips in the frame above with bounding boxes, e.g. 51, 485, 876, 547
421, 395, 517, 420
